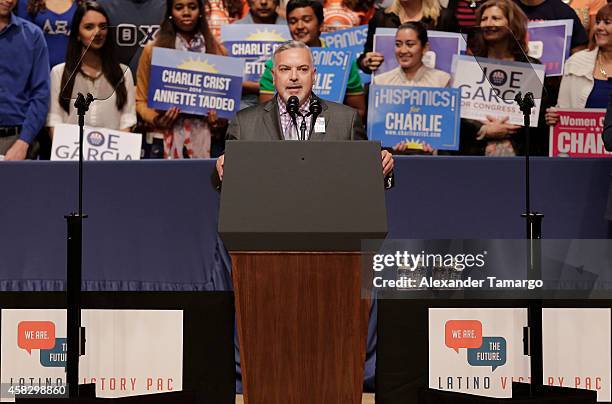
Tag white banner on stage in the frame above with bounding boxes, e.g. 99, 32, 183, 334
51, 124, 142, 161
429, 308, 530, 398
0, 309, 183, 401
543, 308, 611, 402
429, 308, 611, 401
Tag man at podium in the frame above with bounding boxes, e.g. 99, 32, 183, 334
215, 40, 394, 180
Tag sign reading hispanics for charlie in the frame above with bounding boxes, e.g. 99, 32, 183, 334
367, 85, 461, 150
549, 109, 610, 157
148, 47, 244, 119
51, 124, 142, 161
311, 49, 352, 103
451, 55, 545, 127
321, 25, 370, 84
220, 24, 291, 82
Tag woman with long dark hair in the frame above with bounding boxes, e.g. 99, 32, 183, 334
136, 0, 227, 159
47, 0, 136, 134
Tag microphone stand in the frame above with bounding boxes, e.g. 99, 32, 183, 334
515, 92, 544, 397
65, 92, 93, 398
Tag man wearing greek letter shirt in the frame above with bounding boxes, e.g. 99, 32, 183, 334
0, 0, 49, 160
215, 40, 393, 180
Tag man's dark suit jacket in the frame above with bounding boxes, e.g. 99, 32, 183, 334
226, 95, 367, 141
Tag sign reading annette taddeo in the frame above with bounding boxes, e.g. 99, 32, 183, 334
451, 55, 545, 127
367, 85, 461, 150
221, 24, 291, 82
549, 109, 610, 157
148, 47, 244, 119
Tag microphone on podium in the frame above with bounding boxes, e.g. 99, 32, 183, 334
307, 98, 323, 140
287, 96, 300, 139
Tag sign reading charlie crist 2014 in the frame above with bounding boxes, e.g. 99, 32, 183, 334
148, 47, 244, 119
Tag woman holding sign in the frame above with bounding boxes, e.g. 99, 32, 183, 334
373, 22, 450, 153
546, 3, 612, 125
136, 0, 228, 159
47, 1, 136, 136
373, 21, 450, 86
458, 0, 548, 156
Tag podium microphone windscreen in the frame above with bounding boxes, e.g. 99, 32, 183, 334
309, 98, 322, 116
287, 96, 300, 118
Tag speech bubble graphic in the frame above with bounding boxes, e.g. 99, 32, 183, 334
18, 321, 56, 354
445, 320, 483, 353
40, 337, 67, 367
467, 336, 507, 371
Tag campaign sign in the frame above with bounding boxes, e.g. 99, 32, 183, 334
367, 85, 461, 150
527, 21, 569, 76
221, 24, 291, 82
321, 25, 370, 84
549, 109, 609, 157
312, 49, 352, 103
148, 47, 244, 119
51, 124, 142, 161
373, 30, 464, 78
451, 55, 545, 126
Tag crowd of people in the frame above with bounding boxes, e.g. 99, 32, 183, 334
0, 0, 611, 160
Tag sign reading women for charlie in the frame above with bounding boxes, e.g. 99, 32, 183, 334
311, 49, 352, 103
549, 109, 610, 157
148, 47, 244, 119
51, 124, 142, 161
451, 55, 545, 127
367, 85, 461, 150
221, 24, 291, 82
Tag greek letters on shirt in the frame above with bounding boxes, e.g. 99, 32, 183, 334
42, 18, 70, 36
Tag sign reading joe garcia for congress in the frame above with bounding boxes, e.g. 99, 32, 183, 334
451, 55, 545, 127
148, 47, 244, 119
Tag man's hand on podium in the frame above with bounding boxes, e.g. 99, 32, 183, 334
216, 154, 225, 181
382, 150, 394, 177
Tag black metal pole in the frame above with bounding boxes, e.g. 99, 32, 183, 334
65, 213, 82, 398
65, 93, 92, 398
516, 92, 544, 397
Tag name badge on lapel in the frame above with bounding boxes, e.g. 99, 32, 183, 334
314, 117, 326, 133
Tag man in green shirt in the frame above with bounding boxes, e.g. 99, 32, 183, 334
258, 0, 366, 119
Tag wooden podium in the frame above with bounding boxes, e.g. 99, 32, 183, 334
219, 141, 388, 404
